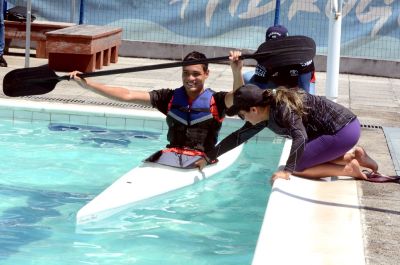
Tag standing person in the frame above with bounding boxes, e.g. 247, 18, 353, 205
217, 84, 378, 182
0, 0, 8, 67
244, 25, 315, 94
69, 51, 238, 169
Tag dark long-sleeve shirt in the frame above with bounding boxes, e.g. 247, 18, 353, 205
207, 93, 356, 172
265, 93, 356, 172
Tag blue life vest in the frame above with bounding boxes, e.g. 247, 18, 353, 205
166, 87, 222, 152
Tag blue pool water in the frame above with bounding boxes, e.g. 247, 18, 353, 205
0, 118, 283, 265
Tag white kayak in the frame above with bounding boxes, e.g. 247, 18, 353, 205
76, 144, 243, 225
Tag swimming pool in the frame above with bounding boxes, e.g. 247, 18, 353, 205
0, 102, 284, 265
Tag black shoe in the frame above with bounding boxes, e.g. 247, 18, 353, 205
0, 55, 7, 67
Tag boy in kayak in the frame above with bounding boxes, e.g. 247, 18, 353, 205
69, 51, 241, 169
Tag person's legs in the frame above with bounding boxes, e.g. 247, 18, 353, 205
293, 119, 371, 179
308, 81, 315, 95
293, 159, 368, 180
249, 76, 276, 89
297, 72, 313, 94
243, 71, 255, 84
0, 0, 4, 53
243, 71, 277, 89
353, 146, 378, 171
0, 0, 7, 67
295, 119, 361, 171
331, 146, 378, 172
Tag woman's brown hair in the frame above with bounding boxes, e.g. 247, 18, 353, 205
262, 86, 308, 119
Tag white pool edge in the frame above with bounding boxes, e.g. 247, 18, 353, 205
0, 97, 164, 119
251, 139, 366, 265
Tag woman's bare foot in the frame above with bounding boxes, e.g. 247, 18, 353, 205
344, 159, 368, 180
343, 148, 356, 162
354, 146, 378, 172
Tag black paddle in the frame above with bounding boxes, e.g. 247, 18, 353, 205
3, 36, 316, 97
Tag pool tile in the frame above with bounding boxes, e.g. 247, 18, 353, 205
14, 110, 33, 120
0, 108, 13, 119
31, 119, 53, 127
32, 111, 51, 121
125, 118, 144, 130
144, 119, 164, 131
50, 113, 71, 123
70, 114, 89, 125
106, 117, 126, 129
88, 115, 107, 127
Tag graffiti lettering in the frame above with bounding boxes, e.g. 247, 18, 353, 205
169, 0, 189, 19
170, 0, 238, 26
170, 0, 399, 37
288, 0, 320, 21
170, 0, 278, 26
399, 10, 400, 27
238, 0, 277, 19
325, 0, 357, 17
356, 0, 394, 37
206, 0, 220, 26
228, 0, 241, 16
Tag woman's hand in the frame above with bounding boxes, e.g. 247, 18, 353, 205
271, 170, 291, 184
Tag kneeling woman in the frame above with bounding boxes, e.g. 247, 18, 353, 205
224, 84, 378, 182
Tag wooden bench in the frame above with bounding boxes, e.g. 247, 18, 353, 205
4, 20, 76, 58
45, 24, 122, 73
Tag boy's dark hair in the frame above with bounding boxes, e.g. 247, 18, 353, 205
183, 51, 208, 72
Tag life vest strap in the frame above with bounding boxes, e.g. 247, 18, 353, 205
163, 147, 205, 157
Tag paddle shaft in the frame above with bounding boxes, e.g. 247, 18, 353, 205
60, 46, 312, 80
2, 35, 316, 97
56, 54, 240, 81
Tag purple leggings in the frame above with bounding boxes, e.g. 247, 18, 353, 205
295, 119, 361, 171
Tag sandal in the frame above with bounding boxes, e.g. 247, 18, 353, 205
363, 170, 400, 183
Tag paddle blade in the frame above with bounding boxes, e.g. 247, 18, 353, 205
254, 35, 316, 68
3, 65, 62, 97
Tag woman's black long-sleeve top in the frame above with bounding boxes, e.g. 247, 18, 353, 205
207, 93, 357, 172
267, 93, 357, 172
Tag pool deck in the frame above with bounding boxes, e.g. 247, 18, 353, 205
1, 51, 400, 265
